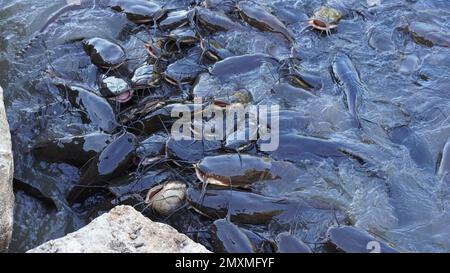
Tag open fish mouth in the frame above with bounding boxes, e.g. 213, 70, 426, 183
145, 184, 164, 203
194, 164, 232, 187
164, 74, 180, 86
144, 181, 187, 215
109, 90, 134, 103
309, 18, 338, 31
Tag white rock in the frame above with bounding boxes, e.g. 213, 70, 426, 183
0, 85, 14, 252
28, 205, 210, 253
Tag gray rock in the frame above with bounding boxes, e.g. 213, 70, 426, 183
28, 206, 210, 253
0, 85, 14, 252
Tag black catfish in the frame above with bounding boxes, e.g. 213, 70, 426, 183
67, 132, 137, 204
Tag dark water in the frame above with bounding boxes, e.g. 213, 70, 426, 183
1, 0, 450, 252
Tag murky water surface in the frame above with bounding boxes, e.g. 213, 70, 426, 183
1, 0, 450, 252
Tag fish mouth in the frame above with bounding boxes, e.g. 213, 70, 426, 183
204, 50, 221, 61
195, 165, 233, 187
131, 18, 154, 24
145, 181, 186, 204
99, 61, 125, 70
188, 203, 217, 220
287, 75, 314, 91
145, 184, 164, 204
194, 164, 208, 183
126, 13, 158, 24
148, 77, 161, 87
308, 18, 338, 31
144, 44, 161, 59
182, 38, 198, 44
164, 74, 179, 86
109, 90, 134, 103
168, 37, 197, 45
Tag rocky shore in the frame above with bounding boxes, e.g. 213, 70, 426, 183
0, 85, 14, 252
28, 206, 210, 253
